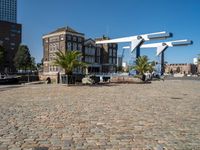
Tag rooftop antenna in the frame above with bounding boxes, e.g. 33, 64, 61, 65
106, 25, 110, 37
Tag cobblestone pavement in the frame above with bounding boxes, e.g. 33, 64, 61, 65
0, 80, 200, 150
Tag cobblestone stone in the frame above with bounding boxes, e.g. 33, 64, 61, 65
0, 80, 200, 149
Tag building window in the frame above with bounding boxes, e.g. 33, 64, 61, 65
49, 44, 53, 52
49, 36, 59, 42
67, 42, 71, 50
49, 65, 58, 72
96, 57, 100, 63
109, 58, 112, 64
73, 36, 77, 41
11, 33, 16, 37
49, 42, 59, 52
85, 47, 95, 55
78, 44, 82, 51
78, 37, 82, 42
91, 47, 95, 55
85, 47, 89, 55
10, 43, 15, 46
109, 49, 112, 56
67, 35, 71, 40
113, 49, 117, 56
96, 48, 100, 56
85, 56, 95, 63
4, 37, 9, 41
73, 43, 77, 50
113, 58, 116, 64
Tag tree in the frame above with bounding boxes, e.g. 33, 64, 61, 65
149, 61, 156, 73
198, 54, 200, 64
54, 50, 87, 75
37, 58, 44, 71
132, 56, 153, 81
30, 57, 37, 71
117, 66, 123, 72
176, 66, 181, 73
14, 45, 31, 71
0, 45, 5, 68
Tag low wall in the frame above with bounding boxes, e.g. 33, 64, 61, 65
18, 75, 39, 83
110, 76, 142, 83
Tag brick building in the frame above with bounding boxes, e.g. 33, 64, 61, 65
165, 63, 197, 75
42, 27, 84, 76
42, 27, 118, 77
95, 36, 118, 73
84, 38, 101, 73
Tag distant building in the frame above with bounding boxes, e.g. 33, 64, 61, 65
0, 0, 21, 72
165, 63, 197, 75
0, 0, 17, 23
42, 27, 118, 78
122, 61, 129, 72
117, 56, 123, 68
193, 58, 198, 65
122, 62, 128, 68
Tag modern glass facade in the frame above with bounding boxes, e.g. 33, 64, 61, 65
0, 0, 17, 23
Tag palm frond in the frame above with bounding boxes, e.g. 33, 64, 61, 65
132, 55, 154, 75
53, 50, 88, 75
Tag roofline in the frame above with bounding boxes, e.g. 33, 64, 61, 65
42, 31, 85, 39
85, 38, 95, 42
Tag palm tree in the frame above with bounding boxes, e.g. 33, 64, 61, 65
54, 50, 87, 75
149, 61, 156, 73
132, 56, 154, 81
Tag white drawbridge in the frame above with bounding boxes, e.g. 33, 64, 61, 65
96, 31, 172, 58
123, 39, 193, 75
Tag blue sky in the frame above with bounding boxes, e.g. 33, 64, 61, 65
18, 0, 200, 64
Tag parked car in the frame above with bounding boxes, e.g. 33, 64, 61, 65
0, 73, 20, 85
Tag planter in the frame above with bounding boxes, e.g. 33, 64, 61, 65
61, 75, 75, 84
